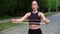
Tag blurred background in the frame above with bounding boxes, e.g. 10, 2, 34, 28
0, 0, 60, 18
0, 0, 60, 34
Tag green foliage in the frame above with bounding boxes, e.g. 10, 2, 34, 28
45, 0, 60, 9
0, 0, 60, 17
0, 0, 17, 16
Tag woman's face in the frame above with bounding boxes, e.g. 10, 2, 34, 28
32, 1, 38, 11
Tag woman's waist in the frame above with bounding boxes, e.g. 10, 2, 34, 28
29, 24, 40, 29
29, 22, 40, 25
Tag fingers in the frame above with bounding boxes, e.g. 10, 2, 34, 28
10, 18, 15, 23
46, 19, 50, 25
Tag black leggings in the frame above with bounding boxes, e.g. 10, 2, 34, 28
28, 28, 42, 34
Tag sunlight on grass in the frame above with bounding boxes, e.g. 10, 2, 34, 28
0, 22, 21, 31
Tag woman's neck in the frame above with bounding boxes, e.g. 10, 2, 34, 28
32, 10, 38, 13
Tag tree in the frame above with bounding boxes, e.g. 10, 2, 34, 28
0, 0, 18, 16
45, 0, 60, 14
45, 0, 56, 14
56, 0, 60, 12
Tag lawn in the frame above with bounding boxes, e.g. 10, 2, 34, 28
0, 11, 60, 31
0, 22, 21, 31
45, 11, 60, 17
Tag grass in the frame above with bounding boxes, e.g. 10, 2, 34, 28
0, 22, 21, 31
44, 11, 60, 17
0, 15, 13, 20
0, 11, 60, 31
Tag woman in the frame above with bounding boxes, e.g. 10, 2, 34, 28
11, 0, 50, 34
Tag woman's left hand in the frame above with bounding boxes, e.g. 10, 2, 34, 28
45, 19, 50, 25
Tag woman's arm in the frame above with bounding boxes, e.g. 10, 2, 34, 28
11, 13, 30, 23
39, 12, 50, 25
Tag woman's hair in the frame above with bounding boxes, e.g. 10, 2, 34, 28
32, 0, 39, 6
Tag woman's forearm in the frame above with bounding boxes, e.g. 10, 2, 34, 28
11, 18, 23, 23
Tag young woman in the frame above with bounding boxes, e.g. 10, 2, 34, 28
11, 0, 50, 34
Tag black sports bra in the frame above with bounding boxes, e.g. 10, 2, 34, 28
28, 12, 41, 25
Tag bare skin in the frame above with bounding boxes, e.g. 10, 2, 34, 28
11, 1, 50, 30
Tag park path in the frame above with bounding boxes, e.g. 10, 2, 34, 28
0, 13, 60, 34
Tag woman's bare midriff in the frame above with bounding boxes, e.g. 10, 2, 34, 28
29, 24, 40, 30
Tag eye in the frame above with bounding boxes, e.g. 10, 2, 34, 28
32, 3, 37, 5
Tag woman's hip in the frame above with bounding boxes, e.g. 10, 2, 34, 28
28, 28, 42, 34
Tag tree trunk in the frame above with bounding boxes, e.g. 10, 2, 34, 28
56, 8, 58, 12
48, 8, 50, 14
56, 0, 58, 12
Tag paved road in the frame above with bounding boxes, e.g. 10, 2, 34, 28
0, 14, 60, 34
41, 14, 60, 34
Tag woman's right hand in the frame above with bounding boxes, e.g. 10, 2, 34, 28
11, 18, 16, 23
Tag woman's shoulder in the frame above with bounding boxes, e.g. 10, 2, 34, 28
38, 12, 45, 18
39, 12, 44, 14
25, 12, 31, 16
26, 12, 31, 14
